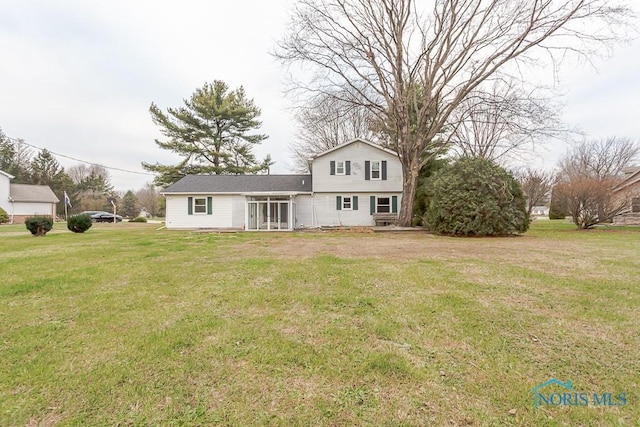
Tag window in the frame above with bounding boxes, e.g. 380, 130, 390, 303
376, 197, 390, 213
193, 198, 207, 214
336, 195, 358, 211
330, 160, 350, 175
343, 196, 352, 210
371, 161, 381, 180
632, 197, 640, 213
365, 160, 386, 180
370, 196, 398, 214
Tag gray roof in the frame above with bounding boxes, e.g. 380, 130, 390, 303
162, 174, 313, 194
10, 184, 59, 203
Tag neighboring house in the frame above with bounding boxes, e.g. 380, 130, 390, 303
531, 206, 550, 216
613, 166, 640, 225
162, 138, 403, 230
0, 170, 59, 224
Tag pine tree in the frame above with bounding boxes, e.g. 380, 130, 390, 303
29, 149, 75, 216
142, 80, 272, 186
0, 128, 32, 181
121, 190, 139, 218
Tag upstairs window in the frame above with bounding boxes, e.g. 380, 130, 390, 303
371, 161, 381, 180
365, 160, 387, 180
330, 160, 351, 175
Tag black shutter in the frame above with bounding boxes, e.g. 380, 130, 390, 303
330, 161, 335, 175
365, 161, 370, 180
345, 161, 351, 175
392, 196, 398, 213
188, 197, 193, 215
207, 197, 213, 215
382, 161, 387, 180
336, 196, 342, 210
370, 196, 375, 214
353, 196, 358, 210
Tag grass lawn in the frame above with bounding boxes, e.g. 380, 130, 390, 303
0, 221, 638, 426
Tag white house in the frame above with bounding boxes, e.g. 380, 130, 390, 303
162, 139, 404, 230
0, 170, 59, 224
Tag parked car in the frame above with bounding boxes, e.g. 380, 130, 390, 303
79, 211, 123, 223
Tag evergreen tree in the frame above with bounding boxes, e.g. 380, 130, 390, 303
121, 190, 139, 218
0, 128, 32, 181
29, 149, 75, 216
142, 80, 272, 186
69, 165, 114, 211
426, 157, 529, 236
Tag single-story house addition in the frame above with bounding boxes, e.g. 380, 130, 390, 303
162, 138, 404, 230
0, 170, 59, 224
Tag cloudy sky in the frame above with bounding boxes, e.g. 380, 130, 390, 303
1, 1, 638, 191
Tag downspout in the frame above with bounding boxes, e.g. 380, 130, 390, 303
7, 195, 14, 224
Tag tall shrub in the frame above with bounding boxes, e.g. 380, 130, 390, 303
426, 157, 529, 236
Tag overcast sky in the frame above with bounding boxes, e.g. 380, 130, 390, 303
1, 1, 638, 191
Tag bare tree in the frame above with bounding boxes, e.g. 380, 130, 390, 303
136, 183, 160, 217
290, 94, 382, 172
275, 0, 631, 226
448, 81, 568, 162
554, 137, 638, 227
67, 164, 111, 185
559, 137, 639, 179
554, 176, 627, 228
516, 168, 555, 216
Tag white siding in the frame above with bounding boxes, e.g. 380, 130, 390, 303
231, 195, 246, 229
165, 195, 234, 229
294, 195, 314, 228
0, 173, 10, 213
11, 202, 56, 216
295, 193, 402, 227
312, 140, 403, 193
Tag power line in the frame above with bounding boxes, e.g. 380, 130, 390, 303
7, 137, 155, 176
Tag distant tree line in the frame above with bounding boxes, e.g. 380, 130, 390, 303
0, 127, 163, 219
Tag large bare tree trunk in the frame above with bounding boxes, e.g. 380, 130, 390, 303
398, 154, 421, 226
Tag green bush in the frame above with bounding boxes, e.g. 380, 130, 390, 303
128, 216, 148, 223
0, 207, 9, 224
67, 214, 93, 233
425, 157, 529, 236
25, 216, 54, 236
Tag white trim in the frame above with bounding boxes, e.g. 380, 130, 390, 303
313, 138, 398, 159
342, 195, 353, 210
370, 161, 382, 180
375, 196, 391, 213
245, 195, 294, 231
193, 197, 207, 214
0, 170, 15, 179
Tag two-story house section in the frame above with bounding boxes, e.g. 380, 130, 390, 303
161, 138, 403, 230
310, 138, 403, 227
